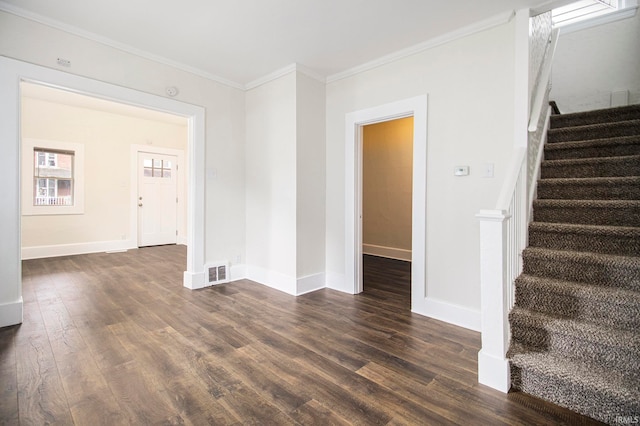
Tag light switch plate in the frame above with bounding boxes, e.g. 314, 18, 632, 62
482, 163, 494, 178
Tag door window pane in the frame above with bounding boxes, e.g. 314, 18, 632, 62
144, 158, 173, 178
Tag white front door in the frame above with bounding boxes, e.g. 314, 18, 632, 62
138, 152, 178, 247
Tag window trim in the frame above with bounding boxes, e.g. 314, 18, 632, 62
22, 138, 85, 215
552, 0, 638, 33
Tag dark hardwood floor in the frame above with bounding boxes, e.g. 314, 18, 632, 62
0, 246, 603, 425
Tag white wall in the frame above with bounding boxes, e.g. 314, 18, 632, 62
325, 21, 516, 324
245, 70, 327, 295
21, 96, 188, 251
551, 10, 640, 112
0, 11, 245, 325
245, 72, 298, 293
296, 72, 327, 286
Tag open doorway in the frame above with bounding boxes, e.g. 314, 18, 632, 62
0, 57, 207, 330
344, 95, 427, 317
20, 82, 188, 259
362, 117, 413, 308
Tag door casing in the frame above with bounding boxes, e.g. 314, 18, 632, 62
344, 95, 428, 315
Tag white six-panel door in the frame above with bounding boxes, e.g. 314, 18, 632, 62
138, 152, 178, 247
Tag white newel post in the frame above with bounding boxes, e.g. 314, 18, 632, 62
476, 209, 511, 392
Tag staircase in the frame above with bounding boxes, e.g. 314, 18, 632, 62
508, 104, 640, 424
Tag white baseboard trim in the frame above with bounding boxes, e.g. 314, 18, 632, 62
22, 239, 137, 260
412, 296, 481, 332
0, 298, 23, 327
362, 244, 412, 261
245, 265, 297, 296
230, 264, 247, 282
183, 270, 206, 290
478, 349, 511, 393
325, 271, 348, 293
296, 273, 326, 295
231, 265, 325, 296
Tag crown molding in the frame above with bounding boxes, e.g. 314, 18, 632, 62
0, 1, 244, 90
1, 2, 536, 92
326, 10, 515, 84
244, 63, 326, 91
244, 63, 297, 91
294, 64, 327, 85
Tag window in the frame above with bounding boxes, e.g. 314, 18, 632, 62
22, 139, 84, 215
143, 158, 172, 178
551, 0, 636, 29
553, 0, 617, 27
33, 148, 74, 206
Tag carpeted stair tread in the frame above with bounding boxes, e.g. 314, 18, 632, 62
536, 176, 640, 200
522, 247, 640, 290
510, 307, 640, 352
547, 119, 640, 143
509, 307, 640, 374
540, 155, 640, 179
509, 350, 640, 424
544, 135, 640, 160
510, 104, 640, 422
550, 104, 640, 129
515, 274, 640, 330
528, 222, 640, 256
510, 347, 640, 394
532, 199, 640, 227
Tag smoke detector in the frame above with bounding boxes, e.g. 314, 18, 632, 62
165, 86, 179, 97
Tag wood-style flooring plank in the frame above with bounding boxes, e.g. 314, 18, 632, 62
0, 246, 605, 425
0, 326, 19, 425
15, 301, 74, 425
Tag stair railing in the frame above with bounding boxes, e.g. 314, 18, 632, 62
476, 14, 559, 393
476, 147, 527, 392
529, 29, 560, 132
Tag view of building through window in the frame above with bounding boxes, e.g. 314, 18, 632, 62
33, 148, 74, 206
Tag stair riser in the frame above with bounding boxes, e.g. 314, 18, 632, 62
537, 181, 640, 200
515, 287, 640, 330
548, 120, 640, 143
541, 158, 640, 179
533, 204, 640, 227
550, 105, 640, 129
510, 325, 640, 375
528, 229, 640, 256
511, 105, 640, 422
522, 255, 640, 291
544, 140, 640, 160
510, 365, 640, 424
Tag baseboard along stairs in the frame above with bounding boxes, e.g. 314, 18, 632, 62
507, 103, 640, 424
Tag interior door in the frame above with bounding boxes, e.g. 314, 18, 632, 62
138, 152, 177, 247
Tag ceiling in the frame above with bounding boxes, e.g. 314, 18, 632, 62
1, 0, 562, 88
